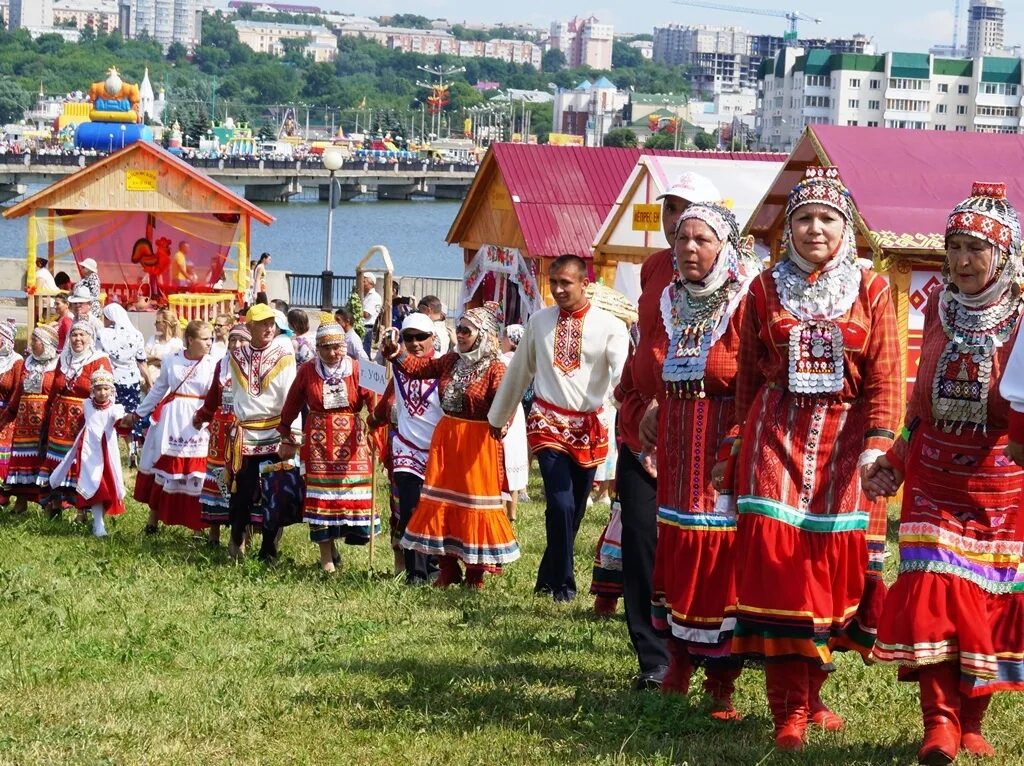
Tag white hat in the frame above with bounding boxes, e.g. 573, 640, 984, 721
79, 258, 98, 273
363, 272, 378, 285
656, 172, 722, 204
401, 312, 434, 335
68, 285, 93, 303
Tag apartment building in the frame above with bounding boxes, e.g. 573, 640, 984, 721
119, 0, 203, 50
758, 48, 1024, 151
53, 0, 119, 33
233, 19, 337, 61
548, 16, 613, 70
967, 0, 1005, 58
335, 21, 543, 67
9, 0, 54, 28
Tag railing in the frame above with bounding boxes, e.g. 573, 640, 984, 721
287, 273, 356, 309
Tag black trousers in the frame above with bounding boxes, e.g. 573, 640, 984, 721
229, 453, 280, 559
394, 470, 434, 583
617, 447, 669, 674
535, 448, 597, 600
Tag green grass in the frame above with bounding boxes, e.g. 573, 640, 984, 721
0, 471, 1021, 766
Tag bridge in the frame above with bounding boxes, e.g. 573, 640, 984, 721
0, 153, 478, 204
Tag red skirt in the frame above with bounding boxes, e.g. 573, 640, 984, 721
134, 454, 208, 531
731, 386, 886, 667
76, 440, 126, 517
3, 393, 49, 498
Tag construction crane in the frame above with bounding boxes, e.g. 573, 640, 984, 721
951, 0, 962, 56
672, 1, 822, 42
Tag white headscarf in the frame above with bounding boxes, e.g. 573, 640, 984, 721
100, 303, 145, 365
60, 319, 104, 382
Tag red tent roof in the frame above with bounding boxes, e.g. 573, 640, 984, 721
748, 125, 1024, 252
449, 143, 783, 259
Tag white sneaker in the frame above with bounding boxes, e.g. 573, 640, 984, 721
586, 496, 594, 509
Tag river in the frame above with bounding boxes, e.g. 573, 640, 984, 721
0, 194, 466, 280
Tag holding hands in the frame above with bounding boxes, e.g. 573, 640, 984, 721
861, 454, 904, 501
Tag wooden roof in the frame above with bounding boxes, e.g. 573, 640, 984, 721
3, 141, 274, 224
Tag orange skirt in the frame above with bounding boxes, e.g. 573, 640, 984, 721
400, 416, 520, 566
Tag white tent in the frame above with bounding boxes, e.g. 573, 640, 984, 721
591, 154, 785, 304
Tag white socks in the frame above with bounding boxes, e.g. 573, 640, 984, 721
91, 504, 107, 538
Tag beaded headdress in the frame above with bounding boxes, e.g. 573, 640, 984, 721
785, 166, 853, 222
946, 181, 1021, 255
315, 322, 345, 346
32, 324, 59, 351
227, 323, 251, 341
70, 319, 95, 337
90, 368, 114, 387
0, 320, 14, 349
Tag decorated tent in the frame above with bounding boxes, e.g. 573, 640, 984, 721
3, 141, 273, 328
744, 124, 1024, 395
592, 153, 786, 303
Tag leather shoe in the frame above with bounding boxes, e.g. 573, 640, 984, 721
632, 665, 668, 692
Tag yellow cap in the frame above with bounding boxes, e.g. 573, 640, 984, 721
246, 303, 276, 323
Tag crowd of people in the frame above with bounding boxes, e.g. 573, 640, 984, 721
3, 167, 1023, 763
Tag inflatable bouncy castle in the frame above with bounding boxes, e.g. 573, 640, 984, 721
75, 67, 154, 151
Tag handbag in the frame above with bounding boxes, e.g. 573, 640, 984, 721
259, 458, 305, 528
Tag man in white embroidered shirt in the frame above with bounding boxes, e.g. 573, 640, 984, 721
360, 272, 383, 356
488, 254, 629, 602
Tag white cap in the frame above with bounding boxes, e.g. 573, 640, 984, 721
401, 312, 434, 335
68, 285, 92, 303
656, 172, 721, 204
79, 258, 98, 273
363, 272, 377, 285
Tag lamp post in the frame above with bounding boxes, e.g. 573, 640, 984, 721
321, 146, 344, 310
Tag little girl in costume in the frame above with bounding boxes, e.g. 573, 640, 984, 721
49, 368, 126, 537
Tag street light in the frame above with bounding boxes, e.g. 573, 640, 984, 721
321, 146, 344, 310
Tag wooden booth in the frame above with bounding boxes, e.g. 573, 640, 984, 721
3, 141, 274, 330
745, 124, 1024, 396
592, 152, 786, 304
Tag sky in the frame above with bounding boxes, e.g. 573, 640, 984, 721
235, 0, 1024, 54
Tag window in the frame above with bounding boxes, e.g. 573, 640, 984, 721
805, 75, 831, 87
846, 120, 859, 126
982, 82, 1019, 95
870, 79, 881, 89
955, 125, 967, 131
934, 124, 947, 130
886, 98, 930, 112
937, 82, 949, 93
868, 99, 881, 110
935, 103, 947, 113
848, 99, 860, 108
849, 78, 861, 88
888, 78, 927, 90
885, 119, 928, 129
976, 105, 1021, 117
804, 95, 831, 107
958, 84, 970, 94
957, 104, 967, 115
867, 120, 879, 127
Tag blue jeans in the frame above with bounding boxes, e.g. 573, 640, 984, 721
535, 448, 597, 600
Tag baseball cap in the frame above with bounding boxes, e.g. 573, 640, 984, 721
401, 312, 434, 335
246, 303, 275, 323
656, 172, 722, 204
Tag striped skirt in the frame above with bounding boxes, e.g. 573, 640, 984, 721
872, 425, 1024, 696
37, 394, 87, 493
401, 416, 520, 567
731, 387, 887, 669
200, 409, 234, 525
301, 410, 375, 537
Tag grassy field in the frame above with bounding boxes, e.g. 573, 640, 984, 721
0, 470, 1021, 766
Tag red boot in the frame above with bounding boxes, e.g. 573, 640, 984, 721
464, 566, 485, 590
960, 693, 995, 757
705, 664, 743, 722
918, 663, 961, 766
661, 638, 692, 695
808, 665, 845, 731
434, 556, 463, 588
593, 595, 618, 617
766, 662, 809, 752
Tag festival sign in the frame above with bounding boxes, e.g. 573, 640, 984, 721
631, 203, 661, 232
126, 169, 157, 192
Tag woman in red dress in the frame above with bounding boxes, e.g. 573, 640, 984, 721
0, 320, 26, 507
731, 167, 901, 751
0, 325, 59, 513
651, 202, 760, 719
37, 320, 112, 516
867, 182, 1024, 765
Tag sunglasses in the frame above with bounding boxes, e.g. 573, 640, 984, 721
402, 331, 432, 342
455, 325, 474, 336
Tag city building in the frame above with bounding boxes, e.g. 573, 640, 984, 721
227, 1, 322, 13
757, 48, 1024, 151
232, 19, 337, 61
552, 77, 629, 146
9, 0, 54, 29
53, 0, 119, 33
118, 0, 203, 50
548, 16, 613, 70
967, 0, 1005, 58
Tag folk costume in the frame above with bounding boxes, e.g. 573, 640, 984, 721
651, 203, 761, 718
100, 303, 147, 446
201, 305, 298, 559
37, 320, 112, 509
49, 368, 125, 537
0, 321, 25, 501
278, 322, 377, 547
371, 312, 443, 584
731, 167, 901, 751
0, 325, 59, 505
873, 182, 1024, 764
489, 293, 629, 601
608, 171, 724, 683
198, 324, 250, 527
396, 306, 520, 589
133, 346, 218, 531
500, 343, 530, 498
